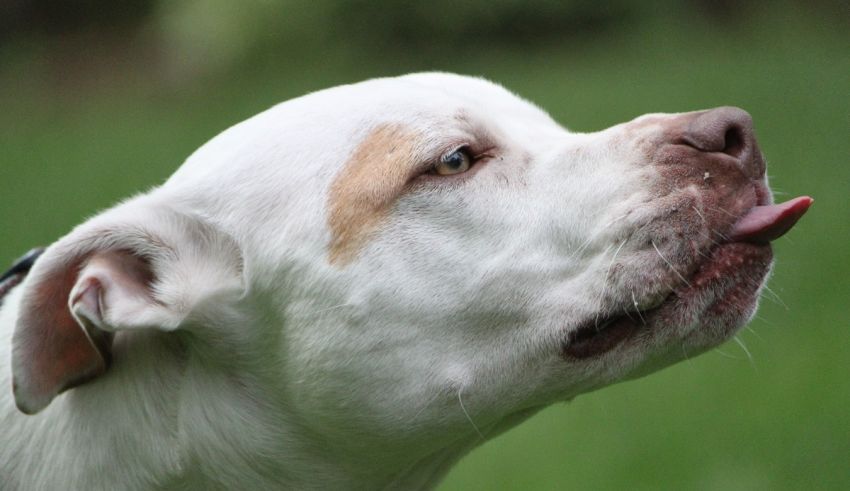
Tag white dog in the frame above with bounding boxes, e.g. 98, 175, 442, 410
0, 73, 810, 489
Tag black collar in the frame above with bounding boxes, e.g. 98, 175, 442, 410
0, 248, 45, 305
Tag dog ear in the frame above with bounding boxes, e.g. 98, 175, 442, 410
11, 198, 243, 414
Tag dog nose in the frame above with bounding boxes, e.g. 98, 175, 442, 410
679, 106, 762, 178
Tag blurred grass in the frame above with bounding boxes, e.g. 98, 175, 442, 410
1, 5, 848, 490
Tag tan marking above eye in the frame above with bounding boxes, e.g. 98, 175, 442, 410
327, 124, 421, 265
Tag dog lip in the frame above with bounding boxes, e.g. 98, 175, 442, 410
562, 196, 812, 360
561, 309, 655, 359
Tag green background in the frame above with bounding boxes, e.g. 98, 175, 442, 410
1, 2, 847, 489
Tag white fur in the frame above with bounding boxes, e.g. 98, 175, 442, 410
1, 73, 774, 489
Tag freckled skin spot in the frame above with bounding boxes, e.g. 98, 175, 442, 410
327, 124, 422, 265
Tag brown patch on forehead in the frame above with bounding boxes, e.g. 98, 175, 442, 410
327, 123, 421, 265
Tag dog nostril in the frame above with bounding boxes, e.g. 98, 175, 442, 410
677, 106, 763, 178
723, 126, 744, 158
681, 107, 753, 157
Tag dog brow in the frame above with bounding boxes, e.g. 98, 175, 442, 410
327, 123, 421, 265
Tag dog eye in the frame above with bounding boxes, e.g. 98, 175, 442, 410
433, 148, 472, 176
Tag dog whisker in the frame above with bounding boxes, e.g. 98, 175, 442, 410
569, 212, 631, 260
703, 229, 726, 248
691, 205, 707, 223
695, 248, 712, 260
750, 313, 775, 327
691, 206, 727, 254
759, 284, 789, 310
595, 240, 627, 329
603, 212, 631, 228
743, 324, 766, 342
732, 335, 757, 370
630, 291, 647, 326
706, 204, 739, 219
571, 231, 603, 259
651, 241, 692, 287
457, 389, 485, 441
713, 347, 748, 361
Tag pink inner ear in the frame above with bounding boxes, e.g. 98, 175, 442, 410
12, 256, 112, 414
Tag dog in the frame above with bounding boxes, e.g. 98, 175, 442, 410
0, 73, 811, 489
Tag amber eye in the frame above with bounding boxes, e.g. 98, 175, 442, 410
433, 148, 472, 176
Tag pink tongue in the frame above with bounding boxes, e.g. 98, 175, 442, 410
728, 196, 813, 244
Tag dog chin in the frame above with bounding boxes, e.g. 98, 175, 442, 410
671, 242, 773, 342
561, 242, 772, 360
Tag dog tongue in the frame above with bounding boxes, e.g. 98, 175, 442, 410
728, 196, 813, 244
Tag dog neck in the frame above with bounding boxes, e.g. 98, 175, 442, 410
1, 283, 504, 489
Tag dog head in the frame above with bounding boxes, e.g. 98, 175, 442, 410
10, 73, 809, 475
